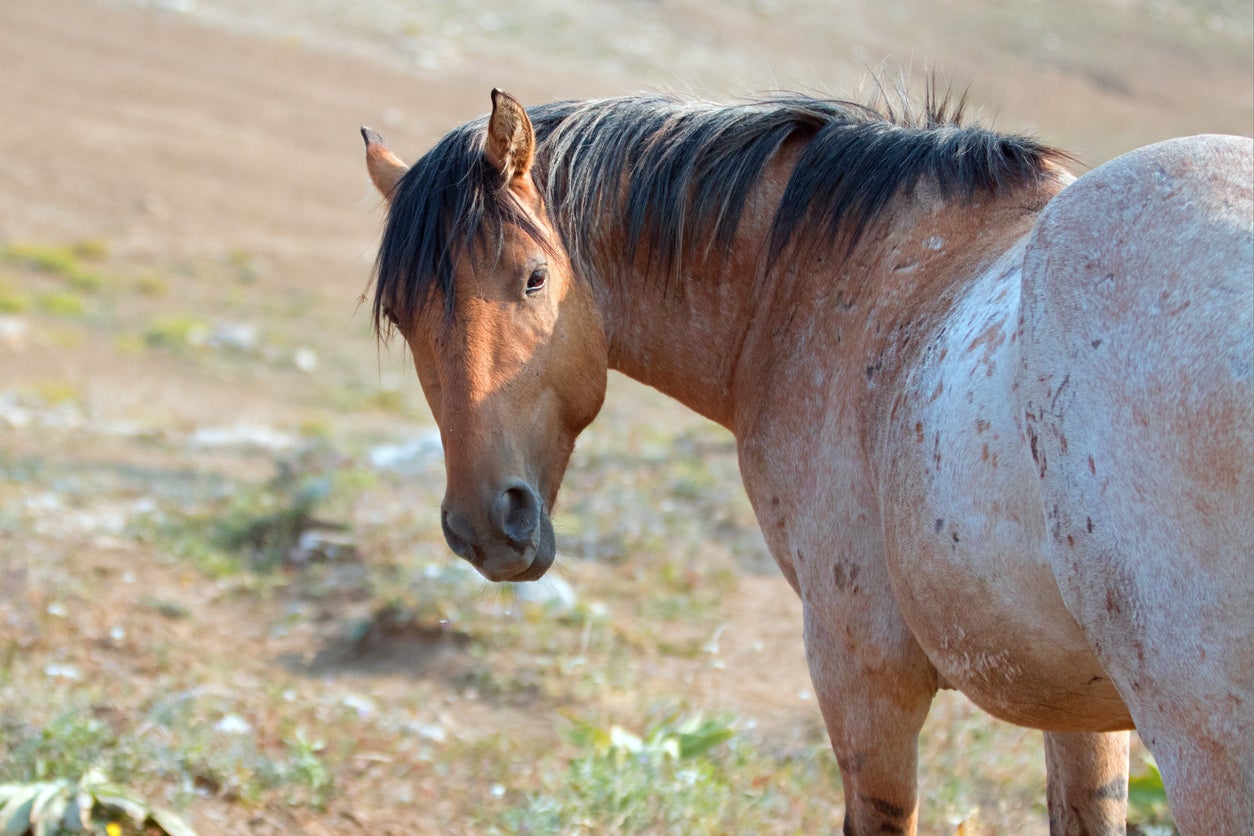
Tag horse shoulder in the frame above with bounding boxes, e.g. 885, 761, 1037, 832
874, 238, 1127, 728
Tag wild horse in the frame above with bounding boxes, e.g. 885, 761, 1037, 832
361, 89, 1253, 833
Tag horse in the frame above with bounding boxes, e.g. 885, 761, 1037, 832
360, 87, 1253, 834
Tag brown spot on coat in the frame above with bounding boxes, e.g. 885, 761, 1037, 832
833, 561, 861, 592
859, 795, 907, 821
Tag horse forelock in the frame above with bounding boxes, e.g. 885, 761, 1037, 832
373, 89, 1069, 331
372, 119, 552, 336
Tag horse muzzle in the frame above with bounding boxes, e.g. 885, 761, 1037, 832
440, 479, 556, 582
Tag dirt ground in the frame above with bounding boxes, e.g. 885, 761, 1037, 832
0, 0, 1250, 833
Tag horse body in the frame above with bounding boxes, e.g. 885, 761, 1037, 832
727, 164, 1140, 831
362, 91, 1253, 833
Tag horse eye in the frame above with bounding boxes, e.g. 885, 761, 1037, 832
525, 267, 547, 295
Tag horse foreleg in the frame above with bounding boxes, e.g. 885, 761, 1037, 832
1044, 730, 1129, 835
802, 602, 935, 835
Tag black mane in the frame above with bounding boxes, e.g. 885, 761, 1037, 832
374, 90, 1065, 331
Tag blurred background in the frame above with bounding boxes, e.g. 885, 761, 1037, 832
0, 1, 1249, 833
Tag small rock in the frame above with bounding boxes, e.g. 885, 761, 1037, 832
44, 663, 81, 681
290, 528, 357, 565
189, 423, 297, 451
368, 430, 442, 472
208, 322, 258, 352
341, 693, 375, 718
0, 316, 28, 349
214, 713, 252, 734
293, 346, 318, 372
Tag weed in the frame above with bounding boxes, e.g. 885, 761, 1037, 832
0, 279, 30, 313
211, 477, 330, 570
0, 709, 127, 782
365, 388, 407, 414
227, 248, 259, 284
28, 380, 79, 407
0, 769, 193, 836
1127, 755, 1174, 830
3, 242, 107, 292
37, 291, 86, 318
143, 446, 363, 577
70, 239, 109, 261
142, 314, 209, 351
134, 273, 169, 298
282, 728, 332, 809
506, 710, 780, 833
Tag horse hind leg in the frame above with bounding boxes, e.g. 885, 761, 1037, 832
1131, 713, 1254, 834
1044, 730, 1129, 835
1019, 133, 1254, 832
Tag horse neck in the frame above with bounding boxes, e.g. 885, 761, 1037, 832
581, 168, 1069, 435
595, 254, 756, 430
581, 168, 791, 431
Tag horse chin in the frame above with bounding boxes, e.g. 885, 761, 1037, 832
478, 515, 556, 583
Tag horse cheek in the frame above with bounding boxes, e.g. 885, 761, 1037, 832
552, 292, 608, 438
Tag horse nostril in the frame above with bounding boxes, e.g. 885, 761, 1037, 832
441, 508, 477, 562
492, 481, 540, 546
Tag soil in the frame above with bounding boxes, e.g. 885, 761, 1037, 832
0, 0, 1249, 833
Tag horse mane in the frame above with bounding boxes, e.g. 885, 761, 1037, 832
374, 88, 1068, 332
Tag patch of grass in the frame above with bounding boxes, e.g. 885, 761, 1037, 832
0, 688, 341, 816
281, 728, 333, 809
143, 447, 364, 578
133, 273, 169, 298
211, 477, 330, 571
36, 290, 87, 318
3, 242, 108, 292
504, 709, 839, 833
227, 248, 260, 284
113, 333, 146, 355
365, 388, 407, 414
70, 239, 109, 261
0, 278, 30, 313
298, 419, 332, 440
1127, 755, 1174, 830
0, 709, 127, 783
142, 314, 209, 351
27, 380, 80, 407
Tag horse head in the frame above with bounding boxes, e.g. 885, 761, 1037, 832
364, 90, 607, 582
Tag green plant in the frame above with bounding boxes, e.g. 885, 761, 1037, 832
282, 729, 331, 809
3, 242, 107, 292
210, 476, 330, 570
0, 769, 194, 836
1127, 755, 1174, 831
509, 711, 744, 832
142, 315, 209, 351
0, 279, 30, 313
36, 292, 86, 318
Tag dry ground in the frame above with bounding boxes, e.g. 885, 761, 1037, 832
0, 0, 1249, 833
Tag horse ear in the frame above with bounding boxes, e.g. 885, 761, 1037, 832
361, 127, 408, 201
484, 88, 535, 183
